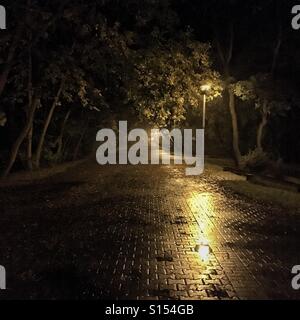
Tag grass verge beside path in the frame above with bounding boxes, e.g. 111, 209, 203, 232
222, 180, 300, 213
0, 159, 87, 188
206, 158, 300, 212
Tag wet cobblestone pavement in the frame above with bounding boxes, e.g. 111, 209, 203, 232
0, 160, 300, 300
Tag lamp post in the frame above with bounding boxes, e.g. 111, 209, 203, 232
200, 84, 211, 129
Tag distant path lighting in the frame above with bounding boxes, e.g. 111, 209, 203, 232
200, 84, 211, 129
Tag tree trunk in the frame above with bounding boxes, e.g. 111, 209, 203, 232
54, 109, 71, 162
271, 29, 282, 76
257, 117, 267, 151
214, 23, 243, 167
26, 42, 33, 170
2, 95, 40, 178
34, 78, 65, 168
228, 88, 242, 167
0, 22, 23, 97
61, 136, 71, 162
73, 125, 87, 161
257, 100, 268, 150
26, 127, 33, 170
271, 1, 282, 76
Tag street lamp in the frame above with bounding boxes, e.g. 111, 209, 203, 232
200, 84, 211, 129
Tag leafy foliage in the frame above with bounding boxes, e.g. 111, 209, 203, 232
232, 73, 291, 117
241, 147, 269, 172
128, 35, 223, 126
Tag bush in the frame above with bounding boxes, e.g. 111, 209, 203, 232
241, 148, 269, 172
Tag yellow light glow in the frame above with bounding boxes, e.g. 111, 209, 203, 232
187, 192, 217, 263
198, 244, 210, 261
200, 84, 211, 92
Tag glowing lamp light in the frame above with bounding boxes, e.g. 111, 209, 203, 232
200, 84, 211, 92
200, 83, 212, 129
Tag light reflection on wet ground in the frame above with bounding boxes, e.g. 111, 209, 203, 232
0, 161, 299, 299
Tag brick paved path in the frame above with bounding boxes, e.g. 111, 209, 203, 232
1, 160, 300, 299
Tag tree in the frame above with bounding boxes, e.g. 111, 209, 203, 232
1, 0, 130, 176
128, 34, 222, 127
2, 92, 41, 178
0, 0, 71, 98
213, 21, 243, 168
233, 74, 290, 152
